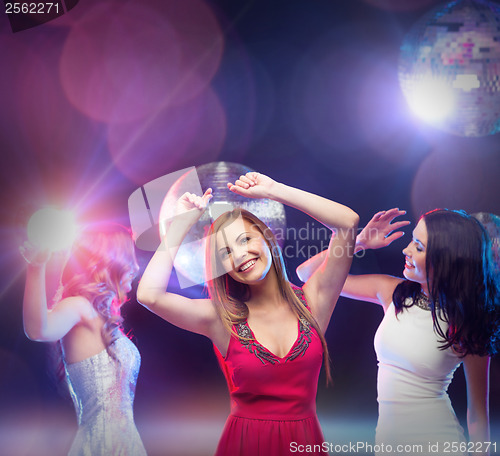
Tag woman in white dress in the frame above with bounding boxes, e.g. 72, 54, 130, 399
21, 224, 147, 456
297, 208, 500, 456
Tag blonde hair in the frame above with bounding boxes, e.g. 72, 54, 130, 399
57, 224, 139, 358
205, 208, 331, 383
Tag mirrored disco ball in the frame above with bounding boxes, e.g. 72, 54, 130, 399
399, 0, 500, 136
160, 162, 287, 287
474, 212, 500, 276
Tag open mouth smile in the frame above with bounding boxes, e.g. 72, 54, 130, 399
238, 259, 257, 272
405, 258, 415, 269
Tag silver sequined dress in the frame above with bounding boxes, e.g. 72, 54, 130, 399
64, 336, 147, 456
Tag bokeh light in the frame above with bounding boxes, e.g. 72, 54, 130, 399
399, 0, 500, 136
410, 135, 500, 217
60, 0, 224, 124
27, 208, 77, 251
107, 86, 226, 185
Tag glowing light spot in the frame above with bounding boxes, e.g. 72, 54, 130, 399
59, 0, 224, 124
27, 208, 77, 251
452, 74, 480, 92
406, 76, 455, 122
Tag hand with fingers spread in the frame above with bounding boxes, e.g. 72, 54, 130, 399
356, 208, 411, 252
227, 172, 277, 199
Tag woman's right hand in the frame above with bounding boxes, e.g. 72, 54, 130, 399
19, 241, 51, 267
176, 188, 213, 215
172, 188, 213, 232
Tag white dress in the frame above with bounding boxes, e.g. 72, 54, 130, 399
374, 301, 466, 456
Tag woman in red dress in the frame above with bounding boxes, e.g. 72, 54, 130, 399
137, 172, 359, 455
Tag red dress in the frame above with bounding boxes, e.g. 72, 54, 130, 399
214, 288, 328, 456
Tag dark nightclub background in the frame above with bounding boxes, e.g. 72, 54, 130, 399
0, 1, 499, 455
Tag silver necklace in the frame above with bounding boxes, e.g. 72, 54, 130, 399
414, 293, 431, 311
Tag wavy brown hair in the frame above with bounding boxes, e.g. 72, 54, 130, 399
205, 208, 331, 383
55, 223, 139, 359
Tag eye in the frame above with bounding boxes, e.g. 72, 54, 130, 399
240, 236, 251, 244
413, 240, 424, 252
219, 249, 230, 260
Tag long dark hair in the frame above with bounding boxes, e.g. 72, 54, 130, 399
394, 209, 500, 356
205, 208, 332, 383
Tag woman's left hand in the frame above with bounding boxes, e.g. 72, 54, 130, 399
227, 172, 276, 199
356, 208, 410, 251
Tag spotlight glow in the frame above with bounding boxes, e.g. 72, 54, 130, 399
27, 208, 77, 251
406, 75, 455, 122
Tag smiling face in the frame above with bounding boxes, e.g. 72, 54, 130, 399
216, 218, 273, 284
402, 218, 428, 293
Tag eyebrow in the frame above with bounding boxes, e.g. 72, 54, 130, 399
236, 232, 251, 242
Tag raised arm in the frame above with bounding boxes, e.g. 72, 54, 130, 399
296, 209, 409, 310
228, 172, 359, 333
136, 189, 225, 343
21, 245, 89, 342
463, 355, 490, 456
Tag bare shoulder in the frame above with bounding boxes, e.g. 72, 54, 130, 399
378, 274, 404, 294
51, 295, 98, 321
377, 275, 404, 310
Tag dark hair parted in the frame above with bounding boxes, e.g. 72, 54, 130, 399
394, 209, 500, 356
205, 208, 331, 383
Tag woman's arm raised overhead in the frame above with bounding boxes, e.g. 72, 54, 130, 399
228, 172, 359, 333
137, 189, 223, 340
21, 245, 91, 342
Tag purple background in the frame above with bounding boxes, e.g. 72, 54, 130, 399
0, 1, 499, 455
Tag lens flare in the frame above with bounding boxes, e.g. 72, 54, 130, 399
405, 75, 455, 122
27, 208, 77, 251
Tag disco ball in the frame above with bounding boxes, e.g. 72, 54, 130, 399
399, 0, 500, 136
160, 162, 287, 287
474, 212, 500, 276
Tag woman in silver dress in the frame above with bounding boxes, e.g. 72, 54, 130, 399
21, 223, 147, 456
